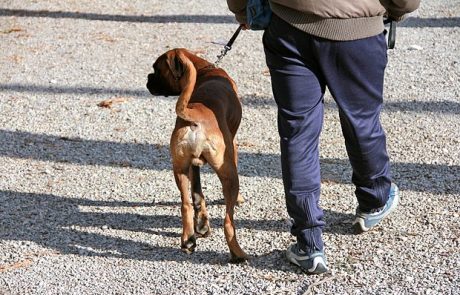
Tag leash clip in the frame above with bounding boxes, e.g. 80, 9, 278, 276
215, 45, 231, 66
214, 25, 243, 66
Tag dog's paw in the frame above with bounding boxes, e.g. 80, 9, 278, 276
194, 218, 211, 237
181, 235, 197, 254
195, 225, 211, 238
229, 252, 250, 264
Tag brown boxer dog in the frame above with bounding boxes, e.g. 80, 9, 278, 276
146, 48, 247, 262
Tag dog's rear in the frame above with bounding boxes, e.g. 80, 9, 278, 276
147, 48, 247, 262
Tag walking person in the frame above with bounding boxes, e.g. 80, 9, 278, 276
227, 0, 420, 274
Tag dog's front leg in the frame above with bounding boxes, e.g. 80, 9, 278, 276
173, 165, 196, 254
190, 165, 211, 237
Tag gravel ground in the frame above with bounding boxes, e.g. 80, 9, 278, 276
0, 0, 459, 294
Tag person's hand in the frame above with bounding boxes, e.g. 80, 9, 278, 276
240, 23, 250, 30
384, 11, 405, 22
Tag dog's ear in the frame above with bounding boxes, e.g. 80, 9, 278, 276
167, 50, 187, 81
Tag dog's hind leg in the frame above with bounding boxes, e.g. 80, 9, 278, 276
211, 154, 248, 263
233, 139, 245, 206
173, 163, 196, 254
190, 165, 211, 237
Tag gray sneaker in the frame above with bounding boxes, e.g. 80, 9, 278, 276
286, 243, 328, 274
353, 183, 399, 233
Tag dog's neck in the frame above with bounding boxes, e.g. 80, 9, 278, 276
196, 63, 217, 74
184, 53, 216, 74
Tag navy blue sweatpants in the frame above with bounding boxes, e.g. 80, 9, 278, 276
263, 14, 392, 253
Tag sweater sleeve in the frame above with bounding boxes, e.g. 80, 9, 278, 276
379, 0, 421, 21
227, 0, 248, 24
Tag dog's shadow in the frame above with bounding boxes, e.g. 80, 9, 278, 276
0, 190, 227, 264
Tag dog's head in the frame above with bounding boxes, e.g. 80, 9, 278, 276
146, 48, 193, 97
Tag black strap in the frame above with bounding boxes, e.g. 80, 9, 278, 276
384, 19, 396, 49
226, 24, 243, 50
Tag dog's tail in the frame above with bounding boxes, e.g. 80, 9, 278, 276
173, 50, 197, 122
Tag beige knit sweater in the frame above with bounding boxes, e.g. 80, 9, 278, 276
227, 0, 420, 40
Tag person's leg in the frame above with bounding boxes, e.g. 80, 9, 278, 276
318, 33, 392, 212
263, 14, 326, 254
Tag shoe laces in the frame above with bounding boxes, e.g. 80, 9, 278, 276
368, 205, 385, 214
359, 205, 385, 214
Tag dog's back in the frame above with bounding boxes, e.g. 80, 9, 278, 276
172, 68, 241, 167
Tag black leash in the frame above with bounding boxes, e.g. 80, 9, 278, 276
215, 25, 243, 65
